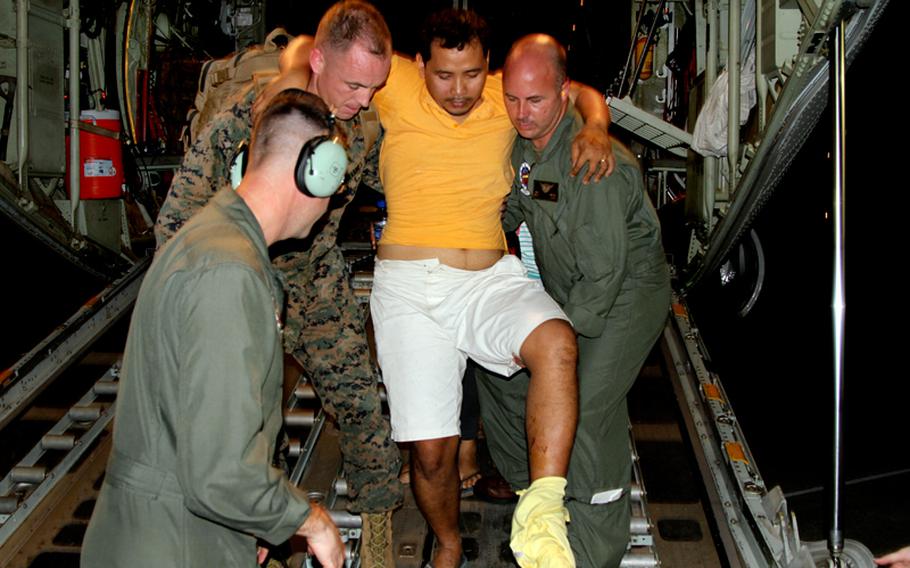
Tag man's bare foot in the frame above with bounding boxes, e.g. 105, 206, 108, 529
457, 438, 481, 496
457, 439, 480, 484
402, 457, 479, 490
460, 470, 482, 491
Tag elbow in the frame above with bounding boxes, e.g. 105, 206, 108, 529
179, 471, 226, 519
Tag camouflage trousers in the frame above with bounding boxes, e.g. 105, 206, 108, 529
276, 246, 403, 513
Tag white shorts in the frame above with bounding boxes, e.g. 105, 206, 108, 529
370, 254, 569, 442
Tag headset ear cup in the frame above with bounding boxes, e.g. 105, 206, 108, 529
230, 141, 249, 190
300, 137, 348, 197
295, 136, 321, 194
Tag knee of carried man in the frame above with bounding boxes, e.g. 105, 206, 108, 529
527, 319, 578, 364
411, 439, 456, 478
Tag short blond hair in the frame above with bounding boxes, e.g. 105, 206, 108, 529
314, 1, 391, 57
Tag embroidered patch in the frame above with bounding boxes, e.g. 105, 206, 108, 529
519, 162, 532, 196
532, 180, 559, 202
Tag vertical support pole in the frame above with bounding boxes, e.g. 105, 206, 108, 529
727, 0, 741, 188
68, 1, 82, 229
704, 0, 719, 224
16, 0, 29, 190
695, 0, 707, 75
756, 0, 767, 130
706, 0, 717, 105
828, 17, 847, 567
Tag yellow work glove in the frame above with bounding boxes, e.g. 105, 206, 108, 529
510, 476, 575, 567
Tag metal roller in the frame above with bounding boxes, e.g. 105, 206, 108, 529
11, 466, 47, 484
329, 510, 362, 529
352, 272, 374, 284
0, 495, 19, 514
284, 409, 316, 427
304, 539, 355, 565
629, 516, 651, 535
93, 380, 119, 395
41, 434, 77, 450
294, 384, 318, 400
334, 478, 348, 497
630, 483, 643, 502
69, 405, 102, 421
288, 438, 302, 457
620, 549, 659, 568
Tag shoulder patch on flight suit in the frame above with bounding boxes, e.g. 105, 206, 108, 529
532, 179, 560, 202
519, 162, 532, 196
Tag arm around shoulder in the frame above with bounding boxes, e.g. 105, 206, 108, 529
568, 81, 614, 183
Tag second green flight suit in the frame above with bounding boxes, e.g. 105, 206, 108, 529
478, 107, 671, 568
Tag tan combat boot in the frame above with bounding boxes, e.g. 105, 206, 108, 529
359, 511, 394, 568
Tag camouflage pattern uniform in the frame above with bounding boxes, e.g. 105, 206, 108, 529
155, 85, 403, 514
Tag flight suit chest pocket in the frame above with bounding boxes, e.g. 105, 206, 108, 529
524, 171, 562, 236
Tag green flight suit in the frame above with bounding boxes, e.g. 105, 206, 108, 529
82, 188, 311, 567
477, 107, 670, 568
154, 86, 402, 513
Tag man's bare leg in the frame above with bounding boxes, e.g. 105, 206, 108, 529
519, 319, 578, 479
411, 436, 462, 568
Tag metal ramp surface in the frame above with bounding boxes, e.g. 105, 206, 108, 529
0, 253, 688, 567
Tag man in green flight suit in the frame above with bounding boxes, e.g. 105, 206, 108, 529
154, 3, 402, 565
480, 35, 672, 567
82, 89, 345, 568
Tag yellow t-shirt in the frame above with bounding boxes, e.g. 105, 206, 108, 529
373, 55, 514, 250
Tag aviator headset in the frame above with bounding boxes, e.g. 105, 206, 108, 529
230, 132, 348, 197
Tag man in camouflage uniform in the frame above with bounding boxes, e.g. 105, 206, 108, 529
154, 2, 402, 565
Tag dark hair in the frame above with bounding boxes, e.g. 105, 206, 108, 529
315, 0, 391, 57
250, 89, 334, 167
418, 8, 490, 63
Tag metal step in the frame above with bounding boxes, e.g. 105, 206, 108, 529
608, 96, 692, 157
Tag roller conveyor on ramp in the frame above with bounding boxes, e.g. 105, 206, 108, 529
3, 255, 869, 568
0, 253, 664, 567
384, 435, 659, 567
284, 346, 663, 567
